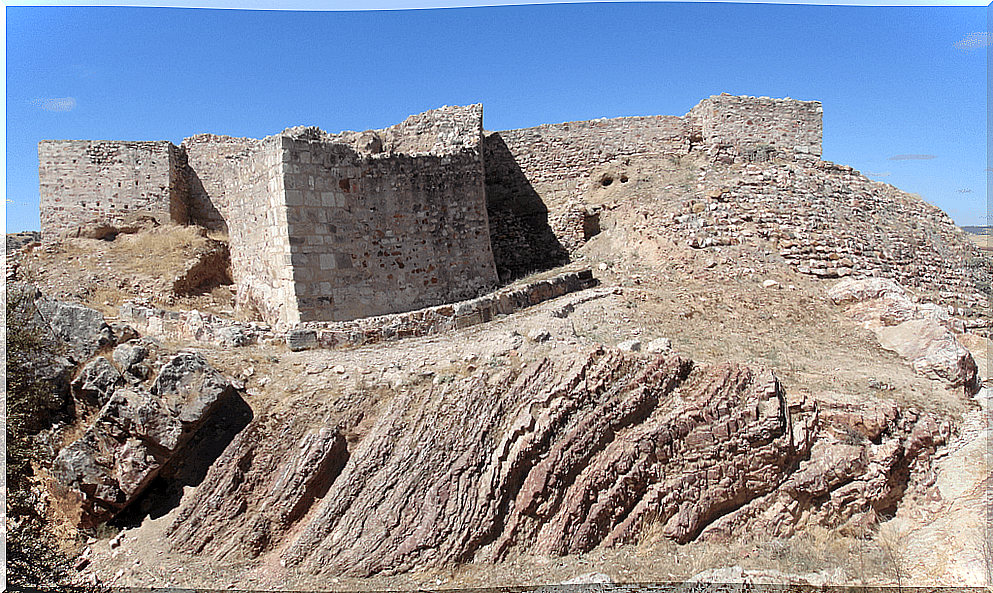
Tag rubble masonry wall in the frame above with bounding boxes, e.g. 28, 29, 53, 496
493, 115, 694, 213
37, 96, 830, 325
39, 140, 185, 239
280, 105, 498, 322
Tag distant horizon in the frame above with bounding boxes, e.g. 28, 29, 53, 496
6, 3, 988, 232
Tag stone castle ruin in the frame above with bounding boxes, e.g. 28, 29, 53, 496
39, 95, 826, 328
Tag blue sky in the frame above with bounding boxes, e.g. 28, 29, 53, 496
5, 2, 989, 232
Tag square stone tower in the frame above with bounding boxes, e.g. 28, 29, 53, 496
200, 104, 500, 326
38, 140, 187, 238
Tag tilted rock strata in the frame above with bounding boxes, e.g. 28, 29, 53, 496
165, 347, 943, 577
699, 391, 952, 542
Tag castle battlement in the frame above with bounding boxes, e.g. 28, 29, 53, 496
38, 95, 823, 328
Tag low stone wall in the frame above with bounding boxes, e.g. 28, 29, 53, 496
288, 269, 597, 351
118, 304, 276, 348
118, 269, 598, 351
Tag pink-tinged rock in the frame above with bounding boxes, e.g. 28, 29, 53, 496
698, 391, 949, 543
877, 319, 981, 394
166, 349, 814, 577
827, 277, 907, 305
844, 295, 917, 330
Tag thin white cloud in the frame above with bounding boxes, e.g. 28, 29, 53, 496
888, 154, 936, 161
953, 32, 991, 50
865, 171, 891, 178
31, 97, 77, 112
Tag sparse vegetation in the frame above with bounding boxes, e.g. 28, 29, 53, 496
5, 290, 78, 589
10, 223, 233, 316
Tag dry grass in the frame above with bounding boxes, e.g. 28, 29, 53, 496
97, 224, 212, 277
16, 224, 232, 315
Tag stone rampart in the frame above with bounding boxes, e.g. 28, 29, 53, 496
494, 115, 694, 213
279, 104, 498, 323
38, 96, 827, 327
291, 269, 596, 351
688, 94, 822, 162
668, 159, 989, 316
39, 140, 186, 239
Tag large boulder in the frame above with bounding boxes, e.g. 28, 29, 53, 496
6, 283, 76, 427
112, 341, 151, 383
827, 277, 908, 306
877, 319, 981, 395
71, 356, 124, 405
35, 297, 115, 363
53, 352, 234, 527
830, 278, 981, 393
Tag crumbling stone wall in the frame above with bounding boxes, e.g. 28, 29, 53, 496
495, 115, 694, 212
486, 115, 694, 279
688, 94, 822, 162
667, 159, 988, 314
485, 97, 823, 270
181, 134, 259, 233
39, 140, 186, 239
37, 96, 829, 326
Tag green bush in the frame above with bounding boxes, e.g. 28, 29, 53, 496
5, 288, 78, 589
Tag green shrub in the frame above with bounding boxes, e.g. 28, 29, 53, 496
5, 288, 81, 589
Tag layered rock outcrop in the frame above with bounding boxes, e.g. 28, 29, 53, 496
164, 346, 948, 577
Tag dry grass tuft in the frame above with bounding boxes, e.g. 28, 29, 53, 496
17, 223, 233, 315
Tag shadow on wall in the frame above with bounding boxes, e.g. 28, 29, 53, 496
182, 163, 228, 235
483, 132, 569, 283
111, 392, 254, 528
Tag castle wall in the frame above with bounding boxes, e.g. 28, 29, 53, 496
494, 115, 694, 213
688, 94, 823, 159
181, 134, 260, 233
225, 136, 299, 326
281, 105, 498, 322
486, 115, 692, 276
38, 140, 185, 239
36, 96, 834, 327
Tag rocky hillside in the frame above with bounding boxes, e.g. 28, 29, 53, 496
6, 147, 991, 590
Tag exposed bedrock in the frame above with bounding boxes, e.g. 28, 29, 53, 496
53, 352, 236, 528
164, 347, 951, 578
829, 277, 981, 395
